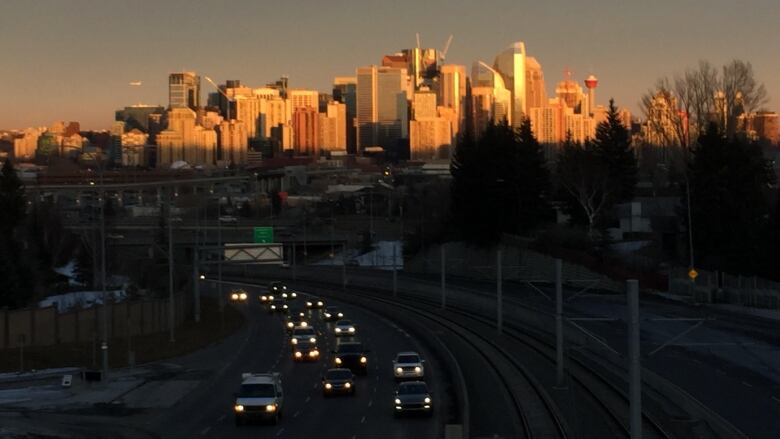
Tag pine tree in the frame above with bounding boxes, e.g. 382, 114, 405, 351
0, 159, 26, 233
592, 99, 637, 203
515, 117, 553, 230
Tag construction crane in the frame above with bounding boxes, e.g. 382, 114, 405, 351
204, 76, 235, 120
439, 35, 453, 64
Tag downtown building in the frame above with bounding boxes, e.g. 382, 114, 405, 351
356, 65, 409, 158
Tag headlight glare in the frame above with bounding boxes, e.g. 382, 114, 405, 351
234, 404, 244, 412
265, 404, 276, 412
360, 356, 367, 364
394, 398, 401, 404
424, 397, 431, 404
396, 367, 403, 373
325, 383, 332, 389
344, 382, 351, 388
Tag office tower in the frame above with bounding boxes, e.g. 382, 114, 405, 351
471, 61, 512, 128
493, 42, 527, 128
333, 76, 357, 154
749, 111, 779, 145
413, 89, 438, 119
318, 93, 332, 112
584, 75, 598, 116
253, 87, 281, 100
115, 105, 166, 133
13, 128, 43, 159
219, 120, 248, 165
266, 76, 289, 99
439, 64, 466, 140
234, 95, 262, 139
556, 73, 587, 114
156, 107, 217, 167
292, 107, 319, 156
169, 72, 200, 110
260, 96, 287, 140
525, 57, 546, 110
356, 66, 408, 155
121, 129, 148, 167
288, 89, 319, 111
319, 101, 347, 152
409, 118, 451, 161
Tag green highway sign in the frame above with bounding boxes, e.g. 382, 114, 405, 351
253, 227, 274, 243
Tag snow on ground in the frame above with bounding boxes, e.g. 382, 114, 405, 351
38, 290, 126, 313
0, 367, 81, 383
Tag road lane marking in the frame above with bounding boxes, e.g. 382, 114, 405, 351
716, 369, 726, 375
293, 410, 300, 418
368, 399, 373, 407
305, 396, 311, 403
200, 427, 211, 435
276, 427, 285, 436
360, 416, 366, 423
313, 383, 318, 389
217, 414, 226, 422
741, 381, 753, 387
772, 396, 780, 403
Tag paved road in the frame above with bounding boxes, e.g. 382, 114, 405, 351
144, 284, 443, 439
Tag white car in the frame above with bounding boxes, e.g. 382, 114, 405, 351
334, 320, 356, 336
393, 352, 425, 380
234, 373, 284, 425
291, 327, 317, 345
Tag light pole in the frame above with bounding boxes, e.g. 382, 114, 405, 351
94, 160, 109, 378
167, 187, 176, 343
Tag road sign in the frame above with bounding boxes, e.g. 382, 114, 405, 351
688, 268, 698, 280
253, 227, 274, 244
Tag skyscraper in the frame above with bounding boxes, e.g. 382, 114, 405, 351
293, 107, 319, 156
219, 120, 248, 165
169, 72, 200, 110
439, 64, 466, 141
319, 101, 347, 152
525, 57, 546, 110
357, 66, 409, 156
493, 42, 527, 128
156, 107, 217, 167
471, 61, 512, 129
333, 77, 357, 154
413, 89, 438, 119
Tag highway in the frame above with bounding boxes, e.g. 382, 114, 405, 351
144, 283, 445, 439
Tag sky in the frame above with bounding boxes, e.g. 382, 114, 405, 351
1, 0, 779, 130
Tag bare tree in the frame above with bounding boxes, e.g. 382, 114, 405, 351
721, 60, 769, 137
556, 140, 613, 237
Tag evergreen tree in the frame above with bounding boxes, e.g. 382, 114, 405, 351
0, 159, 26, 233
687, 123, 776, 274
515, 117, 554, 229
592, 99, 638, 203
74, 242, 94, 288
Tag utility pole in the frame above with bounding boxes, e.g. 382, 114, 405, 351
441, 245, 446, 309
168, 188, 175, 343
496, 248, 503, 334
392, 242, 398, 297
627, 279, 642, 439
98, 164, 109, 378
555, 259, 564, 387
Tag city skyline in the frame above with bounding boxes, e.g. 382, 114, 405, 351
3, 0, 780, 130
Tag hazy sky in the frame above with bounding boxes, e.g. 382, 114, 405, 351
2, 0, 779, 130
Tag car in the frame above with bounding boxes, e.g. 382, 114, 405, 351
219, 215, 238, 224
393, 381, 432, 417
334, 320, 356, 336
259, 293, 275, 304
285, 312, 309, 332
393, 352, 425, 380
234, 372, 284, 425
230, 289, 248, 302
305, 297, 324, 309
269, 298, 288, 313
268, 281, 288, 295
290, 327, 318, 345
321, 368, 355, 396
332, 341, 369, 374
323, 306, 344, 322
292, 340, 320, 362
281, 290, 298, 300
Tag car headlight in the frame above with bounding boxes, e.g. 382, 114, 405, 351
269, 295, 274, 300
239, 293, 247, 300
301, 322, 307, 327
317, 301, 323, 306
335, 328, 341, 333
234, 404, 244, 412
344, 382, 351, 388
348, 327, 355, 332
325, 313, 331, 318
338, 313, 343, 318
424, 404, 431, 409
306, 301, 312, 307
231, 294, 238, 300
325, 383, 332, 389
335, 357, 342, 365
261, 296, 267, 301
294, 351, 302, 358
394, 398, 401, 404
415, 366, 422, 373
291, 292, 297, 298
283, 305, 288, 309
360, 356, 367, 364
396, 367, 403, 374
287, 322, 294, 328
282, 286, 287, 290
265, 404, 276, 412
424, 397, 431, 404
282, 293, 287, 298
310, 350, 319, 357
309, 337, 316, 343
271, 305, 276, 309
291, 339, 298, 344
